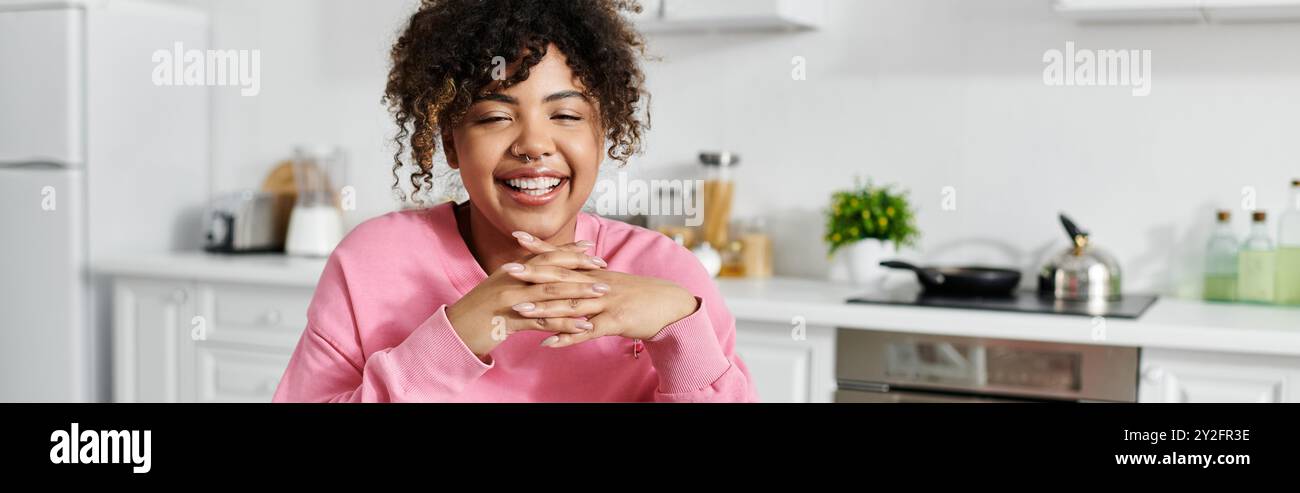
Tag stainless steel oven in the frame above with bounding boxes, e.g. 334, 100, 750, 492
835, 329, 1139, 403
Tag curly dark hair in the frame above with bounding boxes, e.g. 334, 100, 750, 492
383, 0, 651, 203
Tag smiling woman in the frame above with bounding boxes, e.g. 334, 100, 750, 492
384, 0, 648, 207
448, 49, 603, 240
271, 0, 758, 403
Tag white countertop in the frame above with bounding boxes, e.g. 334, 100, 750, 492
96, 252, 329, 287
95, 252, 1300, 357
714, 278, 1300, 357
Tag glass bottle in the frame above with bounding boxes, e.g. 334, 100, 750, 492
1276, 180, 1300, 305
1203, 210, 1238, 302
1237, 211, 1275, 304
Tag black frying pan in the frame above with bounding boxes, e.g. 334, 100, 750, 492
880, 260, 1022, 297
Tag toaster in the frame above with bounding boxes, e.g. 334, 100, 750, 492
203, 190, 289, 253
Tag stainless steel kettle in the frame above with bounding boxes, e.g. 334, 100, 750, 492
1038, 213, 1122, 301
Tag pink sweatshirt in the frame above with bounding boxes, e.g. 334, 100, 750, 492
272, 201, 759, 402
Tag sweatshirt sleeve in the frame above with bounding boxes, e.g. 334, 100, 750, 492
272, 305, 494, 403
636, 239, 760, 402
271, 251, 494, 403
641, 296, 760, 402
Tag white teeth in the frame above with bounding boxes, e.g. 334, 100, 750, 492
505, 177, 562, 191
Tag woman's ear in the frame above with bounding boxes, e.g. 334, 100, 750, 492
441, 129, 459, 170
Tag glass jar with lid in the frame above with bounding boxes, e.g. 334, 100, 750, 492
699, 151, 739, 250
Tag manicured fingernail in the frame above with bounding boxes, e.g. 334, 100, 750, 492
592, 283, 610, 294
590, 256, 607, 267
540, 335, 559, 347
575, 240, 594, 248
512, 231, 534, 242
502, 263, 525, 273
512, 302, 535, 312
575, 321, 593, 330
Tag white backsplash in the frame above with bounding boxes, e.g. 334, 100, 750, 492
181, 0, 1300, 296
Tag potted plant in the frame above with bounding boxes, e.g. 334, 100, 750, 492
825, 180, 919, 287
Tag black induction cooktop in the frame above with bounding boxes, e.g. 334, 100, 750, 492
847, 290, 1158, 319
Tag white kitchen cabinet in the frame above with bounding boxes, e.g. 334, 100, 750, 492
110, 267, 830, 403
112, 277, 307, 403
636, 0, 824, 34
188, 283, 306, 402
192, 344, 292, 403
113, 278, 195, 403
1138, 348, 1300, 403
734, 320, 835, 403
192, 282, 311, 350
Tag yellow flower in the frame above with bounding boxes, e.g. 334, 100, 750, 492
878, 217, 888, 228
832, 233, 841, 242
860, 210, 870, 220
886, 207, 895, 217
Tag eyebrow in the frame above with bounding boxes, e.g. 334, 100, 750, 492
473, 90, 588, 104
543, 90, 588, 103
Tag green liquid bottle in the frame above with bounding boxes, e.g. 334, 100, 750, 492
1238, 211, 1275, 304
1276, 179, 1300, 305
1203, 210, 1238, 302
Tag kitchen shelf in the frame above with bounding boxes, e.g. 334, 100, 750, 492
633, 0, 825, 34
1054, 0, 1300, 23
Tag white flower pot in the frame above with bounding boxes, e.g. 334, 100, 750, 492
829, 239, 898, 287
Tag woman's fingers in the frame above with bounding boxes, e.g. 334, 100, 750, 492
508, 281, 608, 304
512, 296, 606, 319
495, 315, 592, 337
512, 231, 594, 255
524, 250, 607, 270
494, 232, 606, 345
497, 252, 602, 284
538, 318, 607, 348
504, 264, 601, 284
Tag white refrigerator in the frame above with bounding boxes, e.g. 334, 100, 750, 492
0, 0, 209, 402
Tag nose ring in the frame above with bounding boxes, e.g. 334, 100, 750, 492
512, 145, 533, 163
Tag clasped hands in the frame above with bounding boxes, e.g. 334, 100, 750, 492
446, 232, 699, 360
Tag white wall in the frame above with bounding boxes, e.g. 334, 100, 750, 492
163, 0, 420, 222
179, 0, 1300, 296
